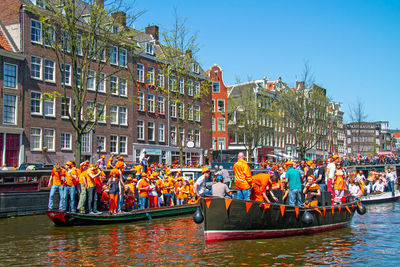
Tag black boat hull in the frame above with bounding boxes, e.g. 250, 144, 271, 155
200, 198, 358, 242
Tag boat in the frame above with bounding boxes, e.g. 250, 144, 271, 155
194, 197, 366, 242
361, 191, 400, 205
47, 204, 198, 226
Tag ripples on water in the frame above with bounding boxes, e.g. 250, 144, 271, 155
0, 203, 400, 266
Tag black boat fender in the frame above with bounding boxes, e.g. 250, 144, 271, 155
193, 207, 204, 224
356, 203, 367, 215
302, 211, 313, 226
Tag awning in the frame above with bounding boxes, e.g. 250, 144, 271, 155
378, 151, 392, 155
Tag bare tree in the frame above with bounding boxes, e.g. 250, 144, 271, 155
348, 98, 369, 155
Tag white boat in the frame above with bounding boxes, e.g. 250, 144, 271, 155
360, 191, 400, 205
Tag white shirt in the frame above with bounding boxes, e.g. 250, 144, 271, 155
348, 184, 360, 197
373, 182, 385, 193
387, 172, 397, 182
195, 174, 207, 195
356, 174, 366, 183
327, 163, 336, 180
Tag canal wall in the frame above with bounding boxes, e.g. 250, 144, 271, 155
0, 192, 52, 218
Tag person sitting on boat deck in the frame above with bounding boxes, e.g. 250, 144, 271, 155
334, 163, 347, 204
138, 172, 150, 210
87, 164, 102, 215
107, 154, 115, 169
386, 167, 397, 197
250, 172, 277, 203
348, 178, 362, 198
107, 171, 124, 215
77, 162, 90, 214
233, 152, 252, 200
212, 175, 232, 198
303, 175, 321, 207
218, 165, 231, 188
372, 178, 385, 193
284, 161, 303, 207
63, 161, 79, 213
194, 167, 212, 197
48, 163, 65, 211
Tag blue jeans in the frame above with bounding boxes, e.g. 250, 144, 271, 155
117, 193, 124, 212
48, 185, 64, 210
158, 192, 163, 207
236, 188, 251, 200
139, 196, 148, 210
63, 185, 76, 212
200, 189, 212, 197
318, 184, 326, 192
177, 198, 184, 205
87, 187, 98, 213
388, 181, 395, 196
289, 189, 303, 206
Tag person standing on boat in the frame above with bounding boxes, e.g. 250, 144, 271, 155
47, 163, 65, 211
137, 173, 150, 210
107, 171, 123, 214
107, 154, 115, 169
233, 152, 252, 200
284, 161, 302, 206
194, 167, 212, 197
386, 168, 397, 196
327, 155, 339, 198
333, 163, 347, 204
63, 161, 79, 212
77, 163, 89, 213
87, 164, 102, 215
315, 159, 326, 191
97, 155, 106, 170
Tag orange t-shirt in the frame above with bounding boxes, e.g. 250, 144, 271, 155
138, 178, 150, 197
189, 185, 195, 197
156, 178, 163, 193
86, 168, 99, 188
64, 169, 78, 187
334, 169, 346, 190
233, 159, 252, 190
51, 168, 65, 186
107, 157, 113, 168
250, 173, 270, 202
134, 165, 143, 174
162, 181, 172, 194
79, 170, 88, 185
126, 183, 135, 197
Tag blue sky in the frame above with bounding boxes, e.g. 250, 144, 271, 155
134, 0, 400, 128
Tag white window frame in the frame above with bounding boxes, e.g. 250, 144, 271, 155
146, 42, 154, 55
98, 72, 106, 93
158, 123, 165, 142
170, 100, 177, 118
187, 80, 193, 96
30, 91, 42, 115
43, 128, 55, 152
137, 91, 145, 111
110, 105, 118, 125
61, 97, 72, 118
218, 138, 226, 150
195, 105, 200, 122
119, 48, 127, 67
217, 118, 226, 131
96, 103, 106, 123
137, 63, 144, 83
147, 67, 155, 85
61, 64, 71, 86
96, 136, 106, 152
217, 99, 225, 113
44, 59, 55, 83
3, 63, 18, 89
179, 77, 185, 94
148, 121, 155, 141
30, 19, 42, 44
61, 132, 72, 150
3, 94, 17, 125
30, 127, 42, 151
195, 81, 200, 98
119, 106, 127, 126
110, 75, 118, 95
148, 94, 155, 113
195, 129, 200, 147
110, 46, 118, 65
187, 104, 193, 121
158, 96, 165, 114
119, 136, 127, 155
119, 77, 127, 97
110, 135, 118, 154
137, 120, 144, 140
213, 82, 220, 93
178, 102, 184, 119
44, 95, 55, 117
87, 70, 95, 91
157, 69, 164, 87
30, 56, 42, 80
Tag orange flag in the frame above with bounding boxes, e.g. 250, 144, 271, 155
314, 208, 322, 215
345, 206, 352, 214
294, 206, 299, 218
225, 199, 232, 211
322, 207, 326, 216
263, 203, 270, 210
205, 198, 212, 209
357, 202, 361, 209
331, 206, 334, 215
246, 202, 253, 213
280, 205, 285, 216
338, 206, 341, 214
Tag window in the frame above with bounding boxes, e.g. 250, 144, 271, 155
87, 70, 95, 90
217, 100, 225, 113
146, 42, 154, 54
190, 62, 200, 73
157, 70, 164, 87
194, 81, 200, 97
44, 60, 55, 82
110, 46, 118, 65
43, 129, 55, 151
61, 30, 70, 52
61, 64, 71, 86
110, 76, 118, 94
30, 56, 42, 80
86, 101, 94, 121
61, 97, 71, 118
212, 99, 215, 112
179, 127, 185, 146
187, 80, 193, 96
212, 118, 215, 132
30, 19, 42, 43
119, 136, 127, 154
195, 105, 200, 121
32, 0, 46, 8
148, 94, 155, 112
77, 67, 81, 88
158, 96, 165, 114
195, 130, 200, 147
119, 78, 127, 96
30, 92, 42, 115
137, 91, 145, 111
137, 63, 144, 82
217, 118, 225, 132
218, 138, 226, 150
4, 63, 18, 89
119, 48, 127, 67
3, 94, 17, 124
178, 102, 184, 119
147, 67, 154, 85
96, 136, 106, 152
119, 107, 127, 125
158, 123, 165, 142
137, 120, 144, 140
170, 126, 176, 145
30, 128, 42, 151
170, 100, 176, 118
170, 76, 177, 92
112, 25, 119, 33
98, 73, 106, 92
148, 122, 155, 141
61, 133, 72, 150
96, 103, 105, 123
179, 78, 185, 94
81, 133, 91, 153
44, 95, 55, 117
213, 82, 220, 93
76, 34, 82, 55
187, 104, 193, 120
110, 135, 118, 154
110, 106, 118, 124
212, 137, 216, 150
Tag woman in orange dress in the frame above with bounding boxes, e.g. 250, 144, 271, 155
334, 163, 347, 204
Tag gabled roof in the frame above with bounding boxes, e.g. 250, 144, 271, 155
0, 19, 18, 52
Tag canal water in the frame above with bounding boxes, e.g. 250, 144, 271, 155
0, 202, 399, 266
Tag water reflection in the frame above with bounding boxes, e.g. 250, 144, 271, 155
0, 203, 400, 265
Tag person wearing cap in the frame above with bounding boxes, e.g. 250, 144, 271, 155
233, 152, 252, 200
137, 172, 150, 210
284, 161, 302, 206
140, 150, 150, 173
97, 155, 106, 170
194, 167, 211, 197
47, 163, 66, 211
63, 161, 79, 212
124, 177, 136, 211
327, 155, 339, 196
77, 161, 90, 213
334, 162, 347, 204
303, 175, 321, 207
162, 175, 173, 206
87, 163, 102, 214
107, 154, 115, 169
212, 175, 232, 198
218, 165, 231, 188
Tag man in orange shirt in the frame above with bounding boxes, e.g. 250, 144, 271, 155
250, 172, 278, 203
63, 161, 79, 212
48, 163, 65, 211
137, 173, 150, 210
233, 152, 252, 200
162, 176, 173, 206
107, 154, 115, 169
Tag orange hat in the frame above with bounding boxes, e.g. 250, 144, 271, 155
101, 155, 105, 159
306, 160, 313, 167
189, 180, 194, 185
202, 167, 210, 174
132, 178, 138, 182
66, 161, 73, 167
115, 161, 124, 169
285, 161, 293, 166
141, 172, 147, 177
109, 168, 120, 177
81, 161, 90, 167
308, 174, 315, 180
332, 154, 339, 159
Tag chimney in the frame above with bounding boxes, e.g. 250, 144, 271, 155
145, 25, 159, 41
94, 0, 104, 8
112, 11, 126, 26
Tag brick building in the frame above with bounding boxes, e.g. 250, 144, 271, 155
0, 0, 211, 165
